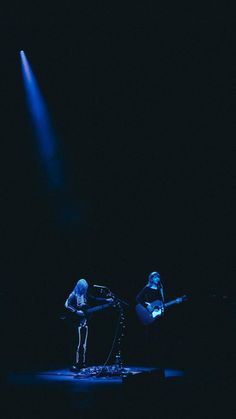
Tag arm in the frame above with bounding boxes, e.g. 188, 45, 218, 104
136, 287, 147, 306
65, 292, 84, 316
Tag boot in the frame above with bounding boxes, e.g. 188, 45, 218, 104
70, 363, 81, 372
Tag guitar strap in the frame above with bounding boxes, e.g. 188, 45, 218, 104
159, 285, 165, 303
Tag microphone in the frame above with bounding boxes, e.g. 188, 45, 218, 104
93, 285, 107, 289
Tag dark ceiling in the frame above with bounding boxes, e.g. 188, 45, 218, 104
1, 3, 235, 301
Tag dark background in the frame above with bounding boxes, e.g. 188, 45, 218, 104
0, 3, 235, 372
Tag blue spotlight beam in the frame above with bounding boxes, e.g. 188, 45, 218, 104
20, 50, 63, 190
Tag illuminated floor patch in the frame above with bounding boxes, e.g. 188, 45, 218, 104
8, 365, 185, 385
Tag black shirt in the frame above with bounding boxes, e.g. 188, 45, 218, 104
136, 285, 164, 307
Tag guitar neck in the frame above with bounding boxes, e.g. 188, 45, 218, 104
164, 299, 179, 308
87, 302, 112, 314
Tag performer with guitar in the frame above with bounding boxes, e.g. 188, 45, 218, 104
136, 271, 165, 315
65, 278, 114, 372
135, 271, 165, 366
135, 271, 187, 366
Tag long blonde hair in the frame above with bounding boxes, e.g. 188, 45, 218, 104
73, 279, 88, 296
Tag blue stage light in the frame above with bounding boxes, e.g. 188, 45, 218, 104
19, 50, 81, 226
20, 50, 63, 189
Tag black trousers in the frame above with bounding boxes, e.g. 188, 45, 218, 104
141, 320, 165, 367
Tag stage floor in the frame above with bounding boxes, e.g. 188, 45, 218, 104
4, 364, 234, 419
7, 365, 184, 383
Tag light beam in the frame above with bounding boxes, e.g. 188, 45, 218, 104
20, 50, 63, 190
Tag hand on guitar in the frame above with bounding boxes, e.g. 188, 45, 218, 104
106, 298, 114, 303
105, 290, 117, 305
75, 310, 85, 317
145, 301, 164, 316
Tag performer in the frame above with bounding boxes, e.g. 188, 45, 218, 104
135, 271, 165, 366
65, 278, 113, 372
136, 271, 164, 310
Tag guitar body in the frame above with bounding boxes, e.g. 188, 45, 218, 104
135, 299, 164, 326
136, 295, 187, 326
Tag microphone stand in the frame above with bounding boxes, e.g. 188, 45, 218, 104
114, 300, 126, 373
74, 288, 129, 378
105, 289, 129, 376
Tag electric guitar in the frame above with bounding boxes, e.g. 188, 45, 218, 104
62, 301, 115, 323
135, 295, 187, 326
83, 302, 115, 316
